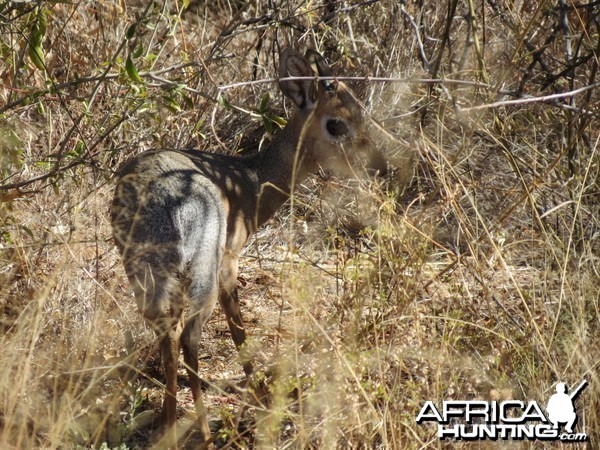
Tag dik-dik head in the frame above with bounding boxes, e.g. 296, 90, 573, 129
279, 48, 387, 178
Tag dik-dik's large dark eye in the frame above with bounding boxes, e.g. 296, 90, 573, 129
325, 118, 350, 138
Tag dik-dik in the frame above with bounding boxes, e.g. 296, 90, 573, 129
111, 48, 387, 446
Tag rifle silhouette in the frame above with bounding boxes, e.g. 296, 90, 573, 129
569, 379, 588, 401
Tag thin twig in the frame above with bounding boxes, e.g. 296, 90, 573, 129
315, 0, 381, 29
217, 76, 493, 91
460, 83, 600, 111
398, 3, 430, 71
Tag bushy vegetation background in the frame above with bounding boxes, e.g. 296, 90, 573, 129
1, 0, 598, 448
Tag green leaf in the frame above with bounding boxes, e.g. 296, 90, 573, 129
125, 55, 143, 83
125, 23, 137, 39
1, 231, 13, 246
161, 96, 181, 113
218, 94, 231, 110
259, 93, 270, 112
28, 44, 45, 70
269, 114, 287, 127
132, 43, 144, 58
37, 8, 48, 36
73, 140, 85, 157
19, 225, 34, 240
262, 115, 273, 134
30, 26, 43, 47
36, 100, 45, 116
28, 7, 47, 71
130, 83, 147, 97
181, 94, 194, 109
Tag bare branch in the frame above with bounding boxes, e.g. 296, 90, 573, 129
460, 83, 600, 112
217, 76, 493, 91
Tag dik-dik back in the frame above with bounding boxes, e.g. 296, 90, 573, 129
111, 48, 387, 447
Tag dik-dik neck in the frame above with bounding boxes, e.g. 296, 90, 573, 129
251, 111, 317, 228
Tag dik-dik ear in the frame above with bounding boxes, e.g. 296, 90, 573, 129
279, 48, 315, 110
305, 49, 337, 92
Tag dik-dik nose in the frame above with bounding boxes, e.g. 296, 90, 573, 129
367, 148, 388, 177
355, 135, 388, 177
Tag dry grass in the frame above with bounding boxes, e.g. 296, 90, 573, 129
1, 0, 598, 448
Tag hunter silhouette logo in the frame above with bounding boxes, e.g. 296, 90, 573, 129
546, 380, 587, 434
416, 379, 588, 441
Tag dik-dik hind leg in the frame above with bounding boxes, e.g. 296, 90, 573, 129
159, 323, 182, 431
145, 311, 184, 449
219, 255, 253, 377
180, 308, 215, 444
179, 272, 219, 446
128, 264, 182, 434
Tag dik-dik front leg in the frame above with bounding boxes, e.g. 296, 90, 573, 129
218, 254, 253, 377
